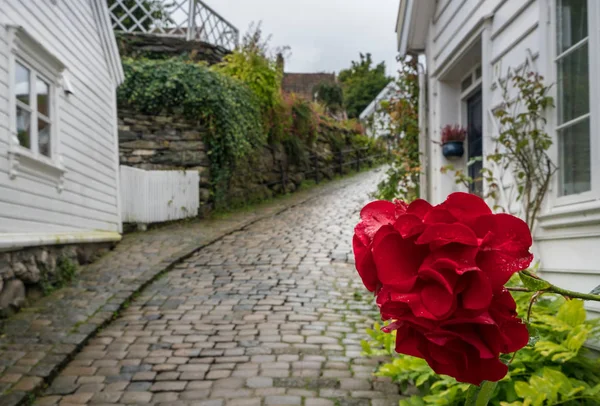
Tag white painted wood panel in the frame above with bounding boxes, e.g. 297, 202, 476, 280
422, 0, 600, 322
0, 0, 121, 242
120, 166, 200, 224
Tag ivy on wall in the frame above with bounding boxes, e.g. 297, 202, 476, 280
118, 58, 265, 206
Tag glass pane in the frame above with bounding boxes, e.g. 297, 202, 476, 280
16, 106, 31, 149
557, 0, 588, 54
15, 62, 30, 105
37, 78, 50, 117
559, 117, 591, 196
38, 119, 51, 157
557, 42, 589, 124
461, 75, 472, 92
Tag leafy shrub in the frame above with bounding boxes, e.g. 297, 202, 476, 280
287, 94, 319, 145
118, 58, 264, 207
313, 82, 344, 114
375, 56, 420, 202
362, 280, 600, 406
213, 45, 282, 116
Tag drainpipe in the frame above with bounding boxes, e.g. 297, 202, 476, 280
413, 55, 429, 201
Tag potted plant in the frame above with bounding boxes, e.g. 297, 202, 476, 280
441, 124, 466, 158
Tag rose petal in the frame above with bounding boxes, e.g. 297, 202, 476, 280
352, 235, 378, 292
416, 223, 479, 248
372, 228, 425, 290
420, 283, 456, 318
395, 324, 425, 358
473, 213, 532, 250
393, 214, 426, 238
394, 199, 409, 217
423, 207, 458, 224
356, 200, 398, 244
439, 192, 492, 228
407, 199, 433, 219
477, 250, 533, 290
473, 214, 533, 285
459, 271, 493, 311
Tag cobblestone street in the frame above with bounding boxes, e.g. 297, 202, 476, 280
34, 169, 402, 406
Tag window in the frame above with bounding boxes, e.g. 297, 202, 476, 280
7, 26, 65, 182
14, 61, 53, 158
556, 0, 591, 196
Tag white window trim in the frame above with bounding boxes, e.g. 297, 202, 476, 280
546, 0, 600, 209
6, 25, 66, 190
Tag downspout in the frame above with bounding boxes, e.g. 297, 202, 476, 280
416, 57, 429, 201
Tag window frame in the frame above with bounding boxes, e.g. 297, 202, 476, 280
549, 0, 600, 207
13, 58, 56, 159
6, 26, 65, 183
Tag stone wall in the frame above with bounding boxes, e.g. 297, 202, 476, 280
118, 110, 212, 206
0, 242, 113, 317
116, 33, 229, 65
118, 110, 382, 212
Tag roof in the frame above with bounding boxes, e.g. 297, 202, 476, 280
282, 73, 337, 100
396, 0, 436, 55
359, 81, 400, 120
91, 0, 124, 85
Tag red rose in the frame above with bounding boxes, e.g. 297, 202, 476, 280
353, 193, 532, 385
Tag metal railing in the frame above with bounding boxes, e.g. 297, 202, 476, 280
108, 0, 239, 50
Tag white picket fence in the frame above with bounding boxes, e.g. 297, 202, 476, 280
120, 166, 200, 224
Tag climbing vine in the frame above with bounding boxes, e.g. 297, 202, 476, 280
118, 58, 265, 206
442, 69, 555, 229
376, 55, 421, 201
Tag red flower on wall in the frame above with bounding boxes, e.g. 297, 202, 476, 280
353, 193, 531, 385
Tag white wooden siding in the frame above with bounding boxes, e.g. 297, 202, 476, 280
120, 166, 200, 224
423, 0, 600, 316
0, 0, 121, 238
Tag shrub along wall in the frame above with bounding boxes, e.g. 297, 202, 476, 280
117, 59, 385, 215
118, 111, 383, 212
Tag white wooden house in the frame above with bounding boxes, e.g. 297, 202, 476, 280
359, 81, 400, 139
0, 1, 124, 250
396, 0, 600, 317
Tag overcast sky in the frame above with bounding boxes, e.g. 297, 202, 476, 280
209, 0, 400, 77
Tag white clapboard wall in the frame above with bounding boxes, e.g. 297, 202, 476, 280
120, 166, 199, 224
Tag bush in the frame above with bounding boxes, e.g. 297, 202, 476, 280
313, 82, 344, 114
361, 277, 600, 406
118, 58, 265, 207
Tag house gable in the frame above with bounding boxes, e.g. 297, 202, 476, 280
90, 0, 124, 86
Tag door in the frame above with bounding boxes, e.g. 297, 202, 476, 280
467, 90, 483, 196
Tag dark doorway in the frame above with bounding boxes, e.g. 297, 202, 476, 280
467, 90, 483, 196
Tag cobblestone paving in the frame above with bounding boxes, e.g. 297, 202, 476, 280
0, 173, 374, 406
32, 169, 403, 406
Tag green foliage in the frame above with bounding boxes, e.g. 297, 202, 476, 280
39, 256, 78, 295
487, 71, 556, 228
313, 82, 344, 114
442, 70, 555, 228
376, 55, 420, 201
118, 58, 264, 207
338, 53, 392, 118
213, 24, 283, 116
362, 281, 600, 406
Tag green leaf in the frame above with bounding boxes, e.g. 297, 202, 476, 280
465, 381, 498, 406
519, 272, 552, 291
556, 300, 586, 327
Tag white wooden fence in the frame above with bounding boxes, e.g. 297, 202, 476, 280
120, 166, 200, 224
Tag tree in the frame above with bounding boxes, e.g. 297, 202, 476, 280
338, 53, 392, 118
